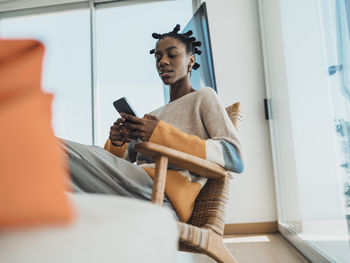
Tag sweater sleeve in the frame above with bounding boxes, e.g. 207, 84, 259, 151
148, 120, 244, 173
199, 88, 244, 173
104, 139, 138, 163
199, 88, 243, 157
206, 139, 244, 173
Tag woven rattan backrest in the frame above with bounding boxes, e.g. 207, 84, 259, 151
187, 102, 242, 236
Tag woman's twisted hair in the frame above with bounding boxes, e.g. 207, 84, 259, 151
150, 24, 202, 70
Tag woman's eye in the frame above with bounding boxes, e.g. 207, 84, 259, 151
168, 54, 177, 58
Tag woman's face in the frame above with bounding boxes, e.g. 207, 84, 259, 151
155, 36, 194, 85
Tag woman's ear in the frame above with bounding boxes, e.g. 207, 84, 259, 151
188, 53, 195, 73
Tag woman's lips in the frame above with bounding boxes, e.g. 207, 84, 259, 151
159, 70, 173, 78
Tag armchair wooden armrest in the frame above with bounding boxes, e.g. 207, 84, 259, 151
134, 142, 228, 206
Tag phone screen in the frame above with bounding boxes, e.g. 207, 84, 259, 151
113, 97, 138, 117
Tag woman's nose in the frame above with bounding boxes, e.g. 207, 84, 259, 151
159, 56, 169, 65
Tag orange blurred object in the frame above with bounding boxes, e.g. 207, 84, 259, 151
0, 39, 74, 228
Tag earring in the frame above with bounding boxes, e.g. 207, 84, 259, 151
188, 65, 192, 74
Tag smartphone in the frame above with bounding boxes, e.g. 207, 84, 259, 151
113, 97, 138, 117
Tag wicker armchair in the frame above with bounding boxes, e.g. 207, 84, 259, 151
134, 102, 242, 263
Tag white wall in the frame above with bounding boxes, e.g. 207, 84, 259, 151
203, 0, 277, 223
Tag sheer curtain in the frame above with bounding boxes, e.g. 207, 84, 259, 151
335, 0, 350, 239
335, 0, 350, 100
323, 0, 350, 241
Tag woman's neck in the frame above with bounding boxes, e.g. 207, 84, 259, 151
169, 77, 194, 102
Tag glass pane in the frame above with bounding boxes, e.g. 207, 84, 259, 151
0, 9, 93, 144
95, 0, 193, 147
268, 0, 350, 262
323, 0, 350, 253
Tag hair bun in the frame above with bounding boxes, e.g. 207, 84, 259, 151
172, 24, 181, 34
193, 63, 200, 70
194, 48, 202, 55
152, 33, 161, 39
193, 41, 202, 47
183, 30, 193, 37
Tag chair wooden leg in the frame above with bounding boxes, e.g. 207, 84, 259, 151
151, 155, 168, 205
206, 230, 239, 263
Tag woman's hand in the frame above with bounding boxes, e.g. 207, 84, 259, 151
109, 117, 132, 146
121, 113, 159, 142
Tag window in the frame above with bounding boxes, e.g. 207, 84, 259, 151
0, 8, 93, 144
0, 0, 195, 146
261, 0, 350, 261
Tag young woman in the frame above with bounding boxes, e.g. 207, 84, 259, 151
62, 25, 243, 222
